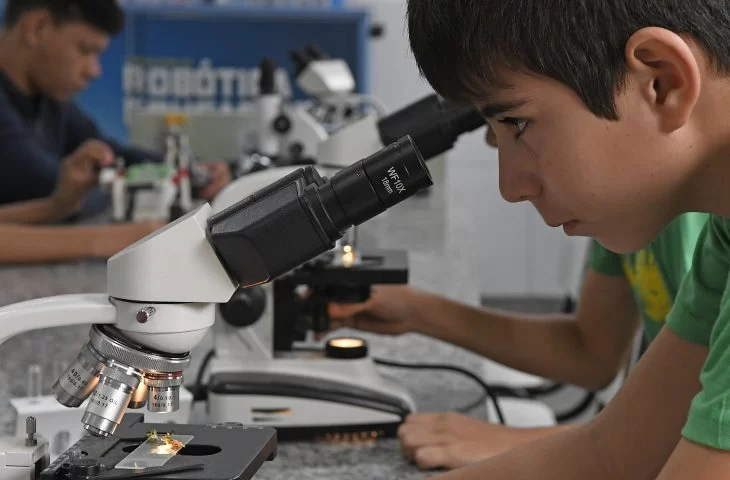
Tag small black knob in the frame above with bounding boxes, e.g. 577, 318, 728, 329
370, 24, 385, 38
273, 115, 292, 134
288, 142, 304, 160
70, 458, 102, 479
219, 287, 267, 328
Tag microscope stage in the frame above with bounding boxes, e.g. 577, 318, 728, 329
40, 414, 277, 480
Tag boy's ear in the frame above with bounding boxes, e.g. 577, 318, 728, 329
625, 27, 701, 133
19, 10, 54, 48
485, 126, 498, 148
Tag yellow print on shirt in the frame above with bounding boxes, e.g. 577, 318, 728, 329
622, 249, 672, 323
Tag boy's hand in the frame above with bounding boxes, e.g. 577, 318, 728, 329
89, 221, 163, 259
52, 139, 114, 216
327, 285, 422, 335
198, 161, 233, 201
398, 413, 527, 470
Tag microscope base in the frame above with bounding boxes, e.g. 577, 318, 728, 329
207, 356, 416, 441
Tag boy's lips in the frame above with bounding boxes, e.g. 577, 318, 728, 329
546, 219, 576, 228
545, 219, 581, 233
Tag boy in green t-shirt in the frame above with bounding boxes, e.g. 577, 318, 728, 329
398, 0, 730, 478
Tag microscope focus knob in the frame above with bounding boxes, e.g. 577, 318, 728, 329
219, 286, 267, 328
272, 115, 291, 134
70, 458, 102, 478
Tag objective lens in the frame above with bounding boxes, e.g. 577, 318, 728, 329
146, 373, 183, 413
81, 363, 142, 437
52, 344, 105, 408
128, 381, 148, 409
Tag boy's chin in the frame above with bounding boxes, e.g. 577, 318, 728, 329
593, 230, 658, 255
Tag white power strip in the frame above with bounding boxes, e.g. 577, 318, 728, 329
10, 387, 193, 461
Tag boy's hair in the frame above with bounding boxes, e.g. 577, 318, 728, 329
4, 0, 124, 36
407, 0, 730, 119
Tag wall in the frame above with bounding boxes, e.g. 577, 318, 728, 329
349, 0, 590, 298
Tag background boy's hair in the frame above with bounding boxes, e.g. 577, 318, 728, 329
4, 0, 124, 36
407, 0, 730, 119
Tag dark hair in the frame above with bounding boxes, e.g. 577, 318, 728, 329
407, 0, 730, 119
4, 0, 124, 36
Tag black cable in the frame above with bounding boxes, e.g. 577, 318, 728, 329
373, 358, 506, 425
193, 349, 216, 402
554, 392, 596, 423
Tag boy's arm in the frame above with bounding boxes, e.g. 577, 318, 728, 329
416, 269, 639, 389
0, 139, 114, 224
333, 266, 638, 390
0, 197, 68, 225
0, 222, 160, 264
658, 441, 730, 479
433, 327, 705, 480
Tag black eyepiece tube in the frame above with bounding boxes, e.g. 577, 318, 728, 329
208, 136, 432, 288
305, 44, 330, 60
377, 94, 485, 160
258, 58, 277, 95
329, 135, 432, 226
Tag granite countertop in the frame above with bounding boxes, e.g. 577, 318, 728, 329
0, 158, 496, 479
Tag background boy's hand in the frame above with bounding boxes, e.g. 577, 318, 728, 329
52, 139, 114, 216
198, 161, 233, 201
398, 413, 525, 470
327, 285, 423, 336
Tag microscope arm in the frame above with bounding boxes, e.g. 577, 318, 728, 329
0, 294, 115, 346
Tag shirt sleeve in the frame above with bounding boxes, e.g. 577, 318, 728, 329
588, 240, 624, 276
667, 216, 730, 450
65, 102, 163, 165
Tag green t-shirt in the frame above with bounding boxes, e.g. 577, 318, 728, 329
590, 213, 708, 342
667, 215, 730, 450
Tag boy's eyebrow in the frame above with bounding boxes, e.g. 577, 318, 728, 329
479, 99, 528, 118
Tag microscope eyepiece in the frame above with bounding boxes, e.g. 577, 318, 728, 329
328, 135, 432, 226
377, 94, 485, 160
208, 136, 433, 288
305, 44, 330, 60
258, 58, 277, 95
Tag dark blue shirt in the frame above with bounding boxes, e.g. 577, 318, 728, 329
0, 68, 162, 217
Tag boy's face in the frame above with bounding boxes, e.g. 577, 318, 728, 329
29, 19, 109, 101
481, 72, 696, 254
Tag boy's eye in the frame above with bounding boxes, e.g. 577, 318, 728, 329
498, 117, 529, 138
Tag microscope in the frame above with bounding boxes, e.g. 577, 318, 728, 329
101, 114, 211, 223
0, 136, 432, 479
239, 45, 387, 175
207, 94, 485, 441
